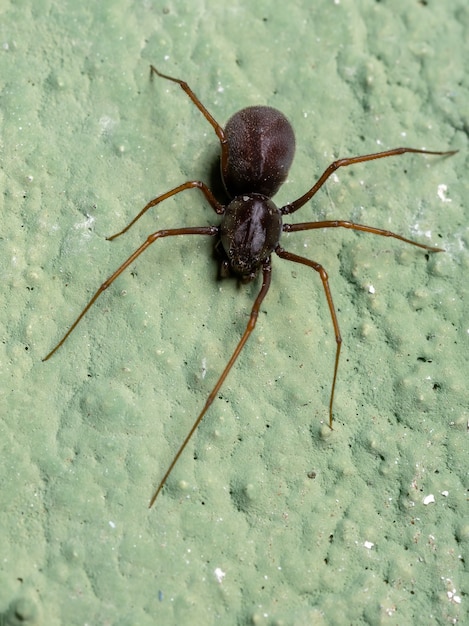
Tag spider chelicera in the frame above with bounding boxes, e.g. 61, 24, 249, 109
44, 65, 456, 507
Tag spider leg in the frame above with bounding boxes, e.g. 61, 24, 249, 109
282, 147, 457, 215
149, 260, 273, 507
151, 65, 225, 142
43, 226, 219, 361
150, 65, 230, 185
275, 245, 341, 430
283, 220, 444, 251
107, 181, 224, 241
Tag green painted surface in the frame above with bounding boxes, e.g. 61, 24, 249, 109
0, 0, 467, 624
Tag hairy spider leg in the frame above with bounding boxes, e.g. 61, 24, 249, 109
281, 147, 458, 216
42, 226, 219, 362
149, 261, 272, 507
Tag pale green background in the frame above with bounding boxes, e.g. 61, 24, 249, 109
0, 0, 468, 624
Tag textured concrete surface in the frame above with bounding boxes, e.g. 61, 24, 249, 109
1, 0, 468, 624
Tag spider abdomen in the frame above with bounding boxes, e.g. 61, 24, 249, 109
223, 106, 296, 198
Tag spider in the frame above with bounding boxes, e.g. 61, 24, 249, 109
43, 65, 456, 507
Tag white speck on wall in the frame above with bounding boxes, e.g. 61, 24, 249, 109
423, 494, 435, 505
437, 183, 452, 203
214, 567, 226, 584
447, 590, 462, 604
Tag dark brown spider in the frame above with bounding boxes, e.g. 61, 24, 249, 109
43, 65, 456, 507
